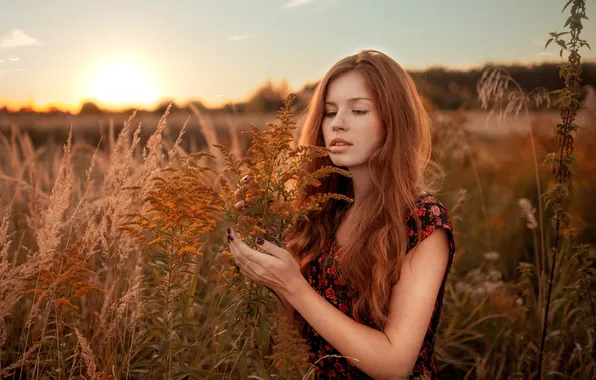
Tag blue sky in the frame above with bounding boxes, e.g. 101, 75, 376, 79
0, 0, 595, 110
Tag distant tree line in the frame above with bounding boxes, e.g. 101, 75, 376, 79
1, 61, 594, 116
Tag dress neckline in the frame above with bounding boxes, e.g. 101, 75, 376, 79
330, 235, 343, 250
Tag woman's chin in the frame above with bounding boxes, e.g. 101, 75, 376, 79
330, 158, 355, 168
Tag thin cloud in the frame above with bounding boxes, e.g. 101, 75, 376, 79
531, 38, 546, 47
0, 68, 26, 79
536, 52, 553, 56
228, 34, 251, 42
0, 29, 42, 49
9, 55, 20, 62
284, 0, 317, 8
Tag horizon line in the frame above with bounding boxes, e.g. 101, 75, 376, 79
3, 57, 595, 113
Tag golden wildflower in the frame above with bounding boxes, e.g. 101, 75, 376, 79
219, 249, 234, 263
177, 246, 202, 256
121, 151, 225, 260
22, 240, 105, 316
216, 94, 352, 247
117, 93, 352, 378
56, 297, 79, 311
265, 312, 312, 378
193, 94, 356, 377
148, 237, 166, 246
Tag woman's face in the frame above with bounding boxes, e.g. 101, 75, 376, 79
322, 70, 385, 169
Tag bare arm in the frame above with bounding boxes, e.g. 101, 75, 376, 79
281, 228, 450, 380
274, 291, 294, 320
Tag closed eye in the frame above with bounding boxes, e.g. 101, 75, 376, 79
324, 110, 368, 117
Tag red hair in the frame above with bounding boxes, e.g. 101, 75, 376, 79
285, 50, 443, 329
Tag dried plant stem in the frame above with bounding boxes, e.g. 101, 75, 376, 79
531, 228, 541, 308
467, 146, 490, 247
17, 269, 42, 380
520, 98, 546, 314
538, 0, 591, 377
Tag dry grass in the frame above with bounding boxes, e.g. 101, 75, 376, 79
1, 88, 595, 379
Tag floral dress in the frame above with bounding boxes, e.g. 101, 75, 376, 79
303, 193, 456, 379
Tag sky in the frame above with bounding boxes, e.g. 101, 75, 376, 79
0, 0, 595, 111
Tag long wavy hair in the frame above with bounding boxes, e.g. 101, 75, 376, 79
285, 50, 443, 330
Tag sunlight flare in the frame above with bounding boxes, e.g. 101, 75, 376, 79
86, 60, 159, 106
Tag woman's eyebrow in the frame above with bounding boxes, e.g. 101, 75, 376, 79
325, 97, 371, 106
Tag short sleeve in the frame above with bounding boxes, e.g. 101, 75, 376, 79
405, 195, 456, 269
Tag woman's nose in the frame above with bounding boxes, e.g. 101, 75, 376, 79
329, 112, 346, 131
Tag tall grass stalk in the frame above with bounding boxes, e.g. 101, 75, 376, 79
539, 0, 594, 377
477, 68, 550, 315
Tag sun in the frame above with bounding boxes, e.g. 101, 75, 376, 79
87, 60, 160, 107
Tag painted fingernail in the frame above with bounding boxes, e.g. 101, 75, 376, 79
256, 237, 264, 245
227, 228, 231, 234
228, 234, 233, 242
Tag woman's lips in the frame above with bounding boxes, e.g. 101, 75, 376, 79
330, 144, 352, 153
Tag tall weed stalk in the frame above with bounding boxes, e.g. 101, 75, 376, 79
539, 0, 595, 377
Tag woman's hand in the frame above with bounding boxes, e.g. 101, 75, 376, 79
226, 228, 304, 297
234, 175, 254, 211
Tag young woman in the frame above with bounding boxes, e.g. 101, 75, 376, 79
227, 50, 456, 380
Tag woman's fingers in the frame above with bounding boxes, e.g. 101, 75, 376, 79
239, 261, 259, 279
241, 175, 253, 185
228, 234, 262, 281
234, 176, 255, 211
234, 188, 243, 201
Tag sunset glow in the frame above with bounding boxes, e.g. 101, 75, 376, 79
86, 60, 159, 107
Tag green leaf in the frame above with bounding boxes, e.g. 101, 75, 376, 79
557, 40, 567, 49
545, 38, 553, 49
562, 0, 573, 13
259, 316, 271, 354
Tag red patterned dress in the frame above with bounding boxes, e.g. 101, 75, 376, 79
303, 193, 456, 379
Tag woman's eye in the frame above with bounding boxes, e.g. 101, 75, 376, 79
353, 110, 368, 115
325, 111, 337, 117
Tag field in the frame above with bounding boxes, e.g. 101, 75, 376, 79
1, 89, 595, 379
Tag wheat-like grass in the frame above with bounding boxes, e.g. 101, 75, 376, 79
0, 61, 595, 378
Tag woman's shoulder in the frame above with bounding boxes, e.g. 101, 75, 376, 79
412, 192, 449, 213
406, 192, 454, 251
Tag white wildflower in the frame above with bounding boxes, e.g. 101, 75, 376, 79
483, 280, 504, 294
487, 269, 503, 282
517, 198, 538, 230
471, 287, 487, 300
483, 251, 500, 262
466, 268, 485, 283
455, 281, 472, 295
